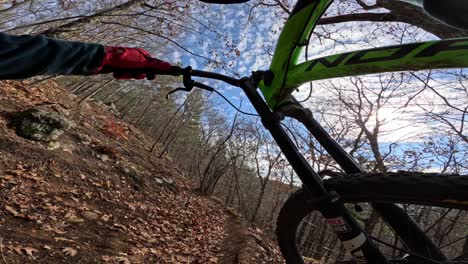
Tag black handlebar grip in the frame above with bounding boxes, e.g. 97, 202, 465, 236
154, 66, 182, 76
146, 72, 156, 80
113, 66, 182, 80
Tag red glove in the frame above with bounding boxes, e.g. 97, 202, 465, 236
95, 46, 172, 80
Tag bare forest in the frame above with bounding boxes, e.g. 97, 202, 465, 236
1, 0, 467, 263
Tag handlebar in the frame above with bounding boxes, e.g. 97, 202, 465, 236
157, 66, 241, 87
159, 66, 271, 88
115, 66, 241, 88
145, 66, 244, 98
129, 65, 266, 116
190, 69, 240, 87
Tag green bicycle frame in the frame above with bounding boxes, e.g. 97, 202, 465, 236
259, 0, 468, 109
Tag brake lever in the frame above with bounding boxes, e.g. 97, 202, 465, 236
165, 87, 191, 99
164, 67, 216, 98
165, 67, 194, 99
113, 66, 182, 80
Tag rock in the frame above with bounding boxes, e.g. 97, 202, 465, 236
155, 177, 164, 184
61, 143, 75, 153
115, 256, 130, 264
68, 216, 84, 223
101, 214, 111, 222
42, 245, 52, 250
109, 103, 117, 112
140, 231, 152, 240
162, 177, 173, 185
104, 102, 118, 114
14, 109, 75, 142
100, 154, 110, 162
5, 205, 19, 216
62, 247, 78, 257
82, 211, 99, 221
47, 141, 61, 150
82, 122, 93, 130
74, 132, 91, 145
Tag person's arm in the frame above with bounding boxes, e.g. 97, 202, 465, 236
0, 33, 171, 80
0, 33, 104, 80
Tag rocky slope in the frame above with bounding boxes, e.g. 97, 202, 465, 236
0, 80, 282, 264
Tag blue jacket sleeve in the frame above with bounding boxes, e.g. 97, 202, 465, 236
0, 33, 104, 80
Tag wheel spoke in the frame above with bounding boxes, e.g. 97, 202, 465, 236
425, 209, 453, 233
370, 236, 446, 264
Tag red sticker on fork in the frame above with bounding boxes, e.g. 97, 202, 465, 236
325, 217, 351, 233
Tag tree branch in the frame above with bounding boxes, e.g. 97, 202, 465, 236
318, 12, 398, 25
318, 0, 468, 39
102, 21, 220, 64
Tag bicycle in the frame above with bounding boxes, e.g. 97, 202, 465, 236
145, 1, 468, 263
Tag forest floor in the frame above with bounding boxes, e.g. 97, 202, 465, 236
0, 80, 283, 264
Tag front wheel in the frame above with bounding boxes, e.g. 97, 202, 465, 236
276, 173, 468, 264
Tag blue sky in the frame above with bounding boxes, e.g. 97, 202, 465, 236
164, 2, 281, 112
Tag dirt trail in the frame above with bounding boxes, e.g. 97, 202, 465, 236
219, 212, 255, 264
219, 209, 281, 264
0, 80, 283, 263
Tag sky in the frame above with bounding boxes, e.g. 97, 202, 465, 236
165, 2, 279, 95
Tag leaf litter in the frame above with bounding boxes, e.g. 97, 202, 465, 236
0, 80, 282, 263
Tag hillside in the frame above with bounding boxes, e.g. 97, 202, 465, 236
0, 80, 282, 264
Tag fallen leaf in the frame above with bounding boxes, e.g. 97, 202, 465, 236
101, 255, 113, 262
68, 216, 84, 223
54, 229, 67, 235
176, 254, 189, 262
115, 256, 130, 264
62, 247, 77, 257
1, 175, 14, 181
101, 255, 130, 263
5, 205, 19, 216
101, 214, 111, 222
112, 223, 127, 231
54, 237, 74, 243
149, 248, 161, 255
82, 211, 99, 220
13, 246, 38, 257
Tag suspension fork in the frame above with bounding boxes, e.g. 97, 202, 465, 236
239, 77, 389, 263
276, 96, 447, 261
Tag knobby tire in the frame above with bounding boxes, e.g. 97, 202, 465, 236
277, 172, 468, 264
